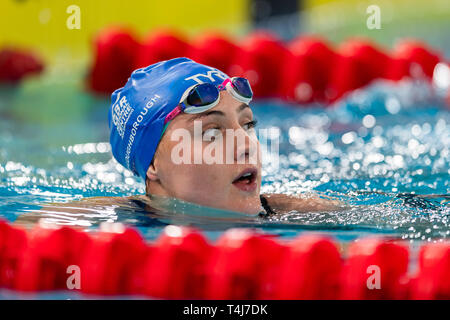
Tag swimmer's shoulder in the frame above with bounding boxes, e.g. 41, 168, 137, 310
13, 195, 152, 228
261, 192, 348, 214
76, 194, 150, 207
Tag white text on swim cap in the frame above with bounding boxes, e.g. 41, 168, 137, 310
112, 96, 134, 139
184, 69, 228, 84
124, 94, 161, 171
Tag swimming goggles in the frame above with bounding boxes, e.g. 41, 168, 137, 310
163, 77, 253, 128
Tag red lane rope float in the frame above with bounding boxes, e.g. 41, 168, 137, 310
228, 32, 290, 99
87, 26, 140, 95
15, 225, 91, 292
1, 219, 450, 299
0, 47, 44, 84
204, 229, 286, 299
188, 32, 241, 77
0, 221, 28, 289
411, 243, 450, 299
87, 28, 447, 105
134, 29, 191, 70
282, 36, 338, 104
393, 40, 441, 79
143, 226, 212, 299
328, 39, 394, 103
79, 225, 149, 296
275, 235, 342, 299
339, 238, 410, 300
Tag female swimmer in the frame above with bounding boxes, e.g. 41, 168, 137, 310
106, 57, 345, 216
16, 58, 346, 226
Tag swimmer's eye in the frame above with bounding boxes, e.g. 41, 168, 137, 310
203, 128, 222, 141
243, 119, 258, 131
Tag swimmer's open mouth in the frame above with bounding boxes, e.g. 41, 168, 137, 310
232, 168, 258, 192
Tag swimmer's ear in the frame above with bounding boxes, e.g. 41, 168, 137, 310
146, 162, 159, 181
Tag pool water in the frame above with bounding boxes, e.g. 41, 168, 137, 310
0, 74, 449, 244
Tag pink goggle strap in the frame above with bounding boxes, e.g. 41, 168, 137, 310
164, 105, 183, 125
163, 78, 233, 126
218, 78, 232, 91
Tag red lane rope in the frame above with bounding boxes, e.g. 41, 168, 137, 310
87, 28, 448, 105
0, 48, 44, 84
1, 220, 449, 299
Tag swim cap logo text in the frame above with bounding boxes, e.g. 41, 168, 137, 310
184, 69, 228, 84
112, 96, 134, 139
124, 94, 161, 170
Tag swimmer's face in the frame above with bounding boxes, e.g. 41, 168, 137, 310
146, 90, 262, 215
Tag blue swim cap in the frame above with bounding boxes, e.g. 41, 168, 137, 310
108, 57, 229, 180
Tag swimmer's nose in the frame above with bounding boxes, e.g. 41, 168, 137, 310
233, 128, 259, 164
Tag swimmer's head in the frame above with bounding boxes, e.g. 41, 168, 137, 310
109, 57, 262, 214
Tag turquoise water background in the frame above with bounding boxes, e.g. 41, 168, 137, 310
0, 75, 449, 243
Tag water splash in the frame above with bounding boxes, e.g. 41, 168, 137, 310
1, 79, 449, 242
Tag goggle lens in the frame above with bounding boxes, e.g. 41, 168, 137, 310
231, 77, 253, 99
186, 83, 219, 107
